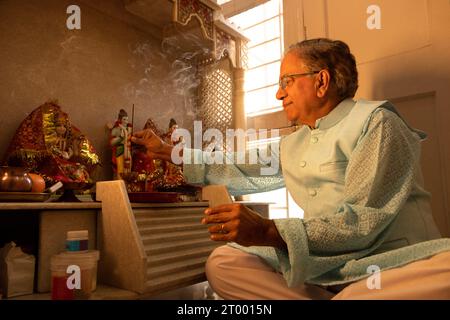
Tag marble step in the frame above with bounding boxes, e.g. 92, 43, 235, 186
147, 244, 219, 267
145, 266, 207, 294
144, 237, 214, 255
138, 222, 206, 235
147, 255, 208, 279
134, 208, 205, 218
135, 214, 202, 226
141, 229, 210, 244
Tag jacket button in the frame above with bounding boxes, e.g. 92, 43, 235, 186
311, 137, 319, 143
299, 161, 306, 167
309, 189, 317, 197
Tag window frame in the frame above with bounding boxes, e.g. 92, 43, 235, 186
223, 0, 301, 219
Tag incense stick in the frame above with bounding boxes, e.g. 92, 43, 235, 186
131, 104, 135, 134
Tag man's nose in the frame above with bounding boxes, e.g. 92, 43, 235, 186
276, 86, 286, 101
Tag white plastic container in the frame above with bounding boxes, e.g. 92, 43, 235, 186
64, 250, 100, 291
50, 250, 99, 300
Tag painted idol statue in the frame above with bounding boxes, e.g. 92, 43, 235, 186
110, 109, 133, 180
3, 101, 100, 191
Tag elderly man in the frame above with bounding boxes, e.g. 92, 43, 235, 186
132, 38, 450, 299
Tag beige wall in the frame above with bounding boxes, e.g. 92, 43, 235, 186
0, 0, 199, 181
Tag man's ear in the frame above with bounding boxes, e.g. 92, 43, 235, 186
315, 70, 331, 98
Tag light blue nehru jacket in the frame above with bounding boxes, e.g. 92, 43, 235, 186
280, 99, 441, 254
183, 99, 450, 286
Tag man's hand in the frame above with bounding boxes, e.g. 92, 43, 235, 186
201, 203, 287, 250
131, 129, 174, 162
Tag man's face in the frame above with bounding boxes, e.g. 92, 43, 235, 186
276, 52, 318, 124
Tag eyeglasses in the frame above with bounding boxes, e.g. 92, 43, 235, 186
278, 71, 320, 90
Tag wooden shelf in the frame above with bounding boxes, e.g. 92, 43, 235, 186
0, 201, 101, 211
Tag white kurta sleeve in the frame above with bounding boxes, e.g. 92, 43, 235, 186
182, 144, 285, 196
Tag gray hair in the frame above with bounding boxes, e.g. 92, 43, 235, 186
288, 38, 358, 99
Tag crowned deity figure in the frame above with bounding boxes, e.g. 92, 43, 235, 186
3, 101, 100, 198
160, 118, 185, 188
110, 109, 133, 179
52, 113, 74, 160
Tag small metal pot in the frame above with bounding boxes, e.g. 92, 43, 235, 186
0, 166, 33, 192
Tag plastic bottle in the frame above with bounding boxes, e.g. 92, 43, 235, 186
66, 230, 89, 252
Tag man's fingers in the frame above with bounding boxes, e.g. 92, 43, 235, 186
133, 129, 155, 139
205, 204, 236, 215
210, 231, 235, 242
201, 212, 232, 225
132, 130, 146, 138
131, 136, 145, 145
208, 222, 230, 234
